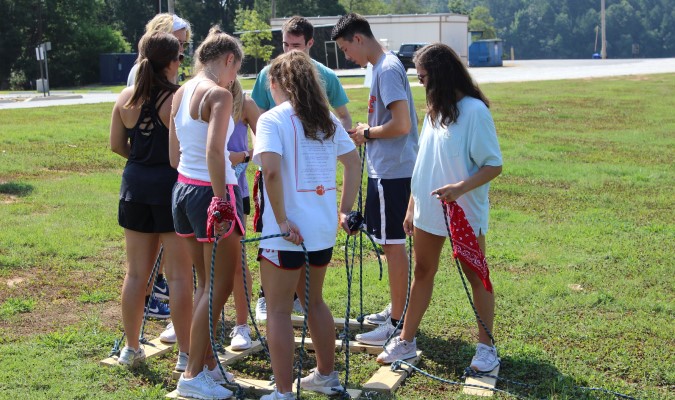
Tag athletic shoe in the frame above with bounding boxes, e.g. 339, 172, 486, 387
159, 322, 176, 343
229, 324, 252, 351
255, 297, 267, 321
177, 366, 233, 399
260, 390, 295, 399
153, 276, 170, 300
364, 303, 391, 325
118, 346, 146, 367
293, 297, 305, 315
299, 369, 344, 396
207, 364, 235, 384
470, 343, 500, 372
355, 318, 401, 346
175, 351, 188, 372
145, 295, 170, 319
376, 337, 417, 364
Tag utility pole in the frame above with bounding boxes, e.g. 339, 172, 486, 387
271, 0, 276, 19
168, 0, 174, 14
600, 0, 607, 59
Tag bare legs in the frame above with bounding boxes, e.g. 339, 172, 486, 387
400, 228, 494, 345
381, 243, 409, 322
232, 215, 253, 325
261, 261, 332, 394
160, 232, 192, 354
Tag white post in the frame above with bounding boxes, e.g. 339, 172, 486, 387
600, 0, 607, 59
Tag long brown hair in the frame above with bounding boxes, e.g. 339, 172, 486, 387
229, 79, 244, 123
125, 32, 180, 108
268, 51, 336, 141
413, 43, 489, 128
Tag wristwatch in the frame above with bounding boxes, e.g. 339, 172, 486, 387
243, 150, 250, 163
363, 127, 371, 140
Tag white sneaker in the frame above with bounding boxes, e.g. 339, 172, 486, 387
260, 390, 295, 399
293, 297, 305, 315
355, 318, 401, 346
255, 298, 267, 321
118, 346, 146, 367
300, 369, 344, 396
159, 322, 177, 344
207, 364, 235, 384
175, 351, 188, 372
177, 366, 233, 399
470, 343, 500, 372
364, 303, 391, 324
229, 324, 252, 351
376, 337, 417, 364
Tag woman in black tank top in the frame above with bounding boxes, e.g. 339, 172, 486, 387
109, 31, 192, 370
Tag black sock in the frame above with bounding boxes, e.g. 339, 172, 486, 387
391, 318, 403, 328
259, 287, 265, 298
157, 273, 164, 281
145, 295, 150, 304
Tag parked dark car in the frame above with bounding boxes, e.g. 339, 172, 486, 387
394, 43, 428, 69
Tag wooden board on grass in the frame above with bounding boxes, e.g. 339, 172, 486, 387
171, 341, 262, 380
291, 315, 377, 331
100, 337, 173, 367
361, 351, 422, 394
462, 365, 500, 397
294, 336, 383, 356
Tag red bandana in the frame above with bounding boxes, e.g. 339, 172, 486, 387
443, 201, 493, 293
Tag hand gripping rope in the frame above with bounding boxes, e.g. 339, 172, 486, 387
383, 200, 639, 399
109, 246, 164, 358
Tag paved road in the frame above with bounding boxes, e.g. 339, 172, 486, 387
1, 58, 674, 110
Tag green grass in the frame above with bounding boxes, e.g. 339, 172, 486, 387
0, 74, 673, 399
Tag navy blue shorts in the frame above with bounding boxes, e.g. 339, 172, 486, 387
365, 177, 411, 245
172, 177, 244, 242
258, 248, 333, 270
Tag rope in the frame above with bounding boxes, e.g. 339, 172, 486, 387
109, 245, 163, 357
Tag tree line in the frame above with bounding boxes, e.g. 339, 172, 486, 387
1, 0, 672, 88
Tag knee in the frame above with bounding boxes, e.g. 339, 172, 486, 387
413, 262, 437, 281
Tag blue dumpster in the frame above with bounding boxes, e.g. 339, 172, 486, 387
468, 39, 503, 67
99, 53, 137, 84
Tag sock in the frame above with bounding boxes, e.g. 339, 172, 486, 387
145, 295, 150, 304
293, 293, 299, 301
157, 273, 164, 282
259, 287, 265, 298
391, 318, 403, 328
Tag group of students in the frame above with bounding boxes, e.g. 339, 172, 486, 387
109, 11, 502, 400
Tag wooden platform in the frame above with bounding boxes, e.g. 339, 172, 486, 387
462, 365, 500, 397
291, 315, 378, 331
100, 337, 173, 367
361, 351, 422, 394
171, 341, 263, 380
293, 336, 383, 356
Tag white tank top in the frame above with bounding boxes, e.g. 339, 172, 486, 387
174, 78, 236, 185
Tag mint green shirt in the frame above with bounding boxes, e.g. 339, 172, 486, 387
251, 59, 349, 111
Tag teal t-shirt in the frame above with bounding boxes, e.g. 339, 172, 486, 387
251, 58, 349, 111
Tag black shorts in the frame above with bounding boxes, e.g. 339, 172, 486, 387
258, 248, 333, 270
242, 196, 251, 215
172, 180, 244, 242
365, 177, 411, 245
118, 200, 175, 233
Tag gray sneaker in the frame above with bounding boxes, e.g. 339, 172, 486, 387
293, 298, 305, 315
255, 298, 267, 322
260, 390, 295, 399
470, 343, 500, 372
355, 318, 401, 346
376, 336, 417, 364
177, 366, 233, 399
299, 369, 344, 396
118, 346, 145, 367
364, 303, 391, 325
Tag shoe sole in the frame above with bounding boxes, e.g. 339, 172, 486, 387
355, 338, 388, 346
153, 292, 169, 301
230, 343, 252, 351
177, 388, 233, 400
376, 351, 417, 364
118, 357, 146, 368
470, 360, 500, 372
147, 313, 171, 319
159, 337, 177, 344
301, 384, 345, 396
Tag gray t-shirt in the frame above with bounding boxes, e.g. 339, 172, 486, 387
366, 51, 418, 179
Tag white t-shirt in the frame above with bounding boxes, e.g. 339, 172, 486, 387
411, 97, 502, 237
252, 101, 356, 251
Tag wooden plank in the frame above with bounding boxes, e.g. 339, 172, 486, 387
361, 351, 422, 394
100, 337, 173, 367
291, 315, 377, 331
294, 336, 383, 356
171, 341, 263, 380
167, 379, 360, 399
462, 365, 500, 397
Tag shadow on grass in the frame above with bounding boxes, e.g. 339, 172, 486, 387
0, 181, 33, 196
412, 332, 606, 399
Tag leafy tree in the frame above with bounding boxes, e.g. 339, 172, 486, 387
235, 8, 275, 72
339, 0, 391, 15
469, 6, 497, 39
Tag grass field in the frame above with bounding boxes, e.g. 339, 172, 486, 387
0, 74, 673, 399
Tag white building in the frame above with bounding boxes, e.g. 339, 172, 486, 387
271, 13, 469, 64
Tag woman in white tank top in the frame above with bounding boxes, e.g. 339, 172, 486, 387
168, 26, 244, 400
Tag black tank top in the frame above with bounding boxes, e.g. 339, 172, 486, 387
119, 90, 178, 205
